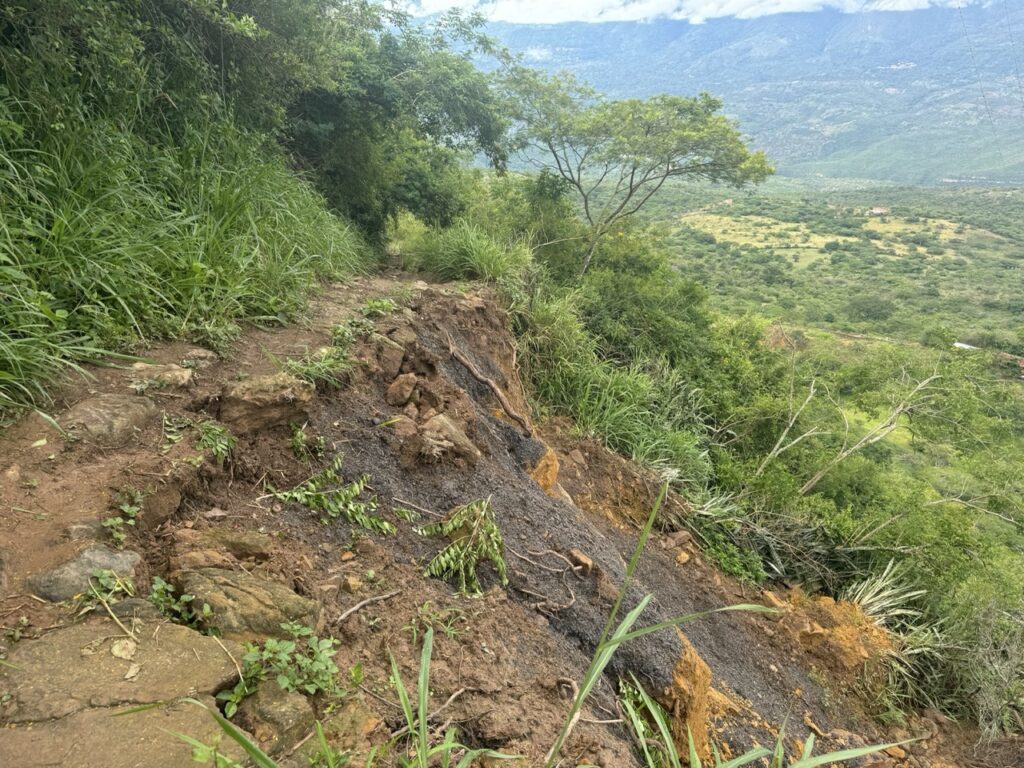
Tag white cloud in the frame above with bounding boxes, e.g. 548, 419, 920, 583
406, 0, 978, 24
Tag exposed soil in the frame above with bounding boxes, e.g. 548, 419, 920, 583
1, 274, 1021, 767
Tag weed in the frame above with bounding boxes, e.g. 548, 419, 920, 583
102, 488, 145, 547
74, 569, 135, 615
216, 622, 340, 718
162, 414, 190, 453
272, 458, 394, 534
418, 498, 508, 597
149, 577, 215, 632
403, 602, 468, 645
196, 421, 237, 465
393, 507, 420, 524
361, 298, 398, 318
290, 423, 326, 462
284, 347, 350, 390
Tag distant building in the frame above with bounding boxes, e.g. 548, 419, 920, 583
867, 207, 890, 216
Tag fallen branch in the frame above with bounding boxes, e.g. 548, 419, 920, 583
337, 590, 401, 623
447, 333, 532, 436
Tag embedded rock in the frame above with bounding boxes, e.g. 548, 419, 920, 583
236, 680, 316, 755
130, 362, 194, 388
0, 618, 241, 724
219, 373, 314, 433
372, 333, 406, 379
177, 568, 320, 641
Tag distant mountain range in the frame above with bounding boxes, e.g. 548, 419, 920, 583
489, 5, 1024, 184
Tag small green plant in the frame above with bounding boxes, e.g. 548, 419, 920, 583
196, 420, 237, 465
102, 488, 145, 547
216, 622, 341, 718
360, 297, 397, 318
162, 414, 189, 453
309, 722, 351, 768
272, 458, 394, 534
418, 498, 508, 596
290, 423, 326, 462
149, 577, 215, 631
394, 507, 420, 524
284, 347, 350, 389
389, 628, 518, 768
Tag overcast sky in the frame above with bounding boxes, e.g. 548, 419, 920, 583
406, 1, 981, 25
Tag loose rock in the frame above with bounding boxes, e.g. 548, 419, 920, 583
27, 545, 142, 602
386, 373, 418, 406
420, 414, 481, 465
130, 362, 194, 388
61, 394, 156, 444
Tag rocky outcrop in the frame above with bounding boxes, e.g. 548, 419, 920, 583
236, 680, 316, 755
667, 630, 712, 763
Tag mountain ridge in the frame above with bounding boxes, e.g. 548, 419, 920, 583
488, 5, 1024, 183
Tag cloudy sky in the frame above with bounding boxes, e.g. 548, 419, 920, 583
406, 0, 981, 25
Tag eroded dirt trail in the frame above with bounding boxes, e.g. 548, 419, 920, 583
0, 276, 1010, 767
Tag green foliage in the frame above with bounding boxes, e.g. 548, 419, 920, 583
149, 576, 214, 632
195, 421, 237, 466
290, 423, 326, 462
272, 458, 394, 534
505, 66, 771, 274
418, 499, 509, 597
216, 623, 340, 718
360, 298, 398, 318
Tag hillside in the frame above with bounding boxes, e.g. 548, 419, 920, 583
488, 5, 1024, 183
0, 276, 1006, 767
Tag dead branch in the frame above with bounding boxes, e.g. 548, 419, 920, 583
447, 333, 532, 436
337, 590, 401, 623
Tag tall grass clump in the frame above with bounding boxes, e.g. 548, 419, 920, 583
403, 219, 530, 283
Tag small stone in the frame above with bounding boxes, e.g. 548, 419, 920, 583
566, 548, 593, 575
236, 680, 315, 755
884, 747, 907, 760
27, 546, 142, 602
61, 395, 156, 445
675, 550, 691, 565
342, 575, 363, 594
219, 373, 315, 434
386, 373, 418, 406
203, 508, 229, 521
568, 449, 587, 466
667, 529, 692, 547
797, 621, 828, 648
340, 551, 356, 562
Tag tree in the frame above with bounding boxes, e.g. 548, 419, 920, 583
506, 68, 773, 277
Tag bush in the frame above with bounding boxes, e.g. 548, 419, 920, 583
407, 219, 531, 283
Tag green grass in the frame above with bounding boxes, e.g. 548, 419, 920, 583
0, 118, 368, 418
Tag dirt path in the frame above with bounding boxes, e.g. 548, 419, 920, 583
1, 274, 1015, 767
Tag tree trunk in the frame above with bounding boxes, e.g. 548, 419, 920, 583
577, 236, 599, 279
